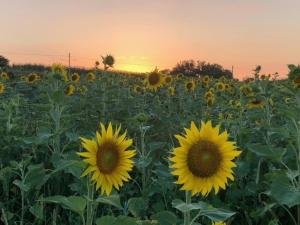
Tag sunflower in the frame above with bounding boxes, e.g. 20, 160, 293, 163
78, 85, 88, 95
145, 69, 165, 91
77, 123, 136, 195
71, 73, 80, 83
133, 85, 143, 94
202, 81, 209, 88
185, 80, 196, 92
1, 72, 9, 80
167, 86, 176, 96
26, 73, 38, 84
240, 85, 253, 97
247, 98, 264, 109
293, 76, 300, 88
229, 100, 241, 108
176, 73, 184, 79
0, 83, 5, 93
202, 75, 211, 83
219, 76, 227, 83
65, 84, 75, 96
209, 87, 215, 93
169, 121, 241, 196
284, 97, 291, 104
213, 222, 226, 225
87, 72, 96, 82
204, 91, 214, 100
164, 76, 172, 84
268, 98, 274, 106
219, 113, 233, 120
206, 96, 215, 106
216, 82, 225, 92
51, 63, 68, 81
224, 84, 231, 91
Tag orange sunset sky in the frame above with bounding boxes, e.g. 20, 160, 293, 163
1, 0, 300, 79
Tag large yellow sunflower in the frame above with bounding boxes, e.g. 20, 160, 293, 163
145, 69, 165, 91
170, 121, 241, 196
77, 123, 136, 195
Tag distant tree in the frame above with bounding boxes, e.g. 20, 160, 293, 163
160, 69, 171, 75
171, 60, 197, 77
0, 55, 9, 69
287, 64, 300, 80
102, 54, 115, 70
171, 60, 233, 79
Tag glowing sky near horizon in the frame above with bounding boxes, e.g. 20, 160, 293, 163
1, 0, 300, 78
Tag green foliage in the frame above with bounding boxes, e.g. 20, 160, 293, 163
0, 67, 300, 225
0, 55, 9, 69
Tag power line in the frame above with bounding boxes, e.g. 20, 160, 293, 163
0, 51, 67, 57
0, 50, 168, 68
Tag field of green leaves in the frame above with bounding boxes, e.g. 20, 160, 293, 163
1, 64, 300, 225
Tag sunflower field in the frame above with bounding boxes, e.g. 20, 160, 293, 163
1, 64, 300, 225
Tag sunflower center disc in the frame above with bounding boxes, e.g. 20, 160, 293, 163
149, 73, 160, 85
29, 75, 35, 82
187, 140, 222, 178
97, 141, 119, 174
186, 83, 193, 90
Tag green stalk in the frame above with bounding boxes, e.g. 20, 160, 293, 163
184, 191, 192, 225
20, 166, 25, 225
86, 180, 94, 225
140, 126, 146, 194
81, 214, 86, 225
1, 209, 9, 225
292, 119, 300, 224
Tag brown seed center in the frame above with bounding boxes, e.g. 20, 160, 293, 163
187, 140, 222, 178
28, 75, 36, 82
96, 141, 120, 174
72, 75, 79, 81
148, 73, 160, 85
186, 83, 193, 90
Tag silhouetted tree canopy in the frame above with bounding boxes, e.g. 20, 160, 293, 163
171, 60, 233, 79
0, 55, 9, 69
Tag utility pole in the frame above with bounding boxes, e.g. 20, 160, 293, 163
231, 65, 234, 77
68, 52, 71, 78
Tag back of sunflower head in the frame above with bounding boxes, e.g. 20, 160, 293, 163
51, 63, 69, 81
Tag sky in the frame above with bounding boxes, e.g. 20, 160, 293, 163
1, 0, 300, 79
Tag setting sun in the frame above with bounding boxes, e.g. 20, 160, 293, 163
117, 64, 154, 73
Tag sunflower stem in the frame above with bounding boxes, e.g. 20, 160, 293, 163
86, 178, 94, 225
140, 125, 147, 195
184, 191, 192, 225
